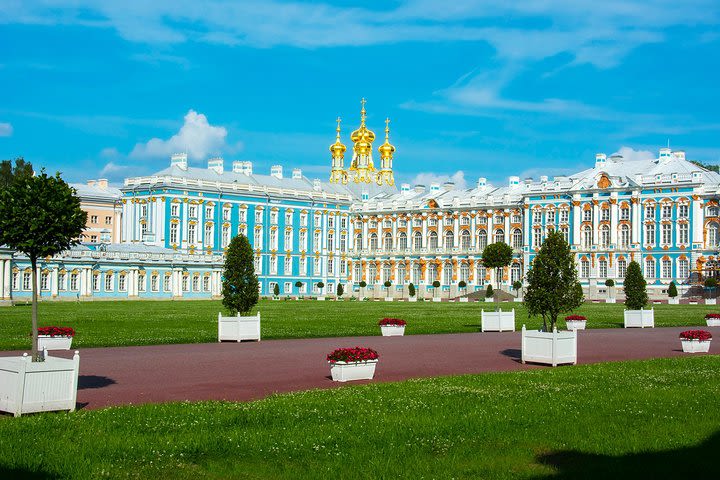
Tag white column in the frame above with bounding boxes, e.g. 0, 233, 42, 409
0, 260, 5, 299
470, 214, 477, 248
362, 220, 368, 250
114, 203, 123, 243
51, 268, 58, 297
572, 203, 581, 246
453, 214, 459, 247
632, 198, 640, 244
610, 199, 619, 245
503, 210, 511, 244
392, 216, 398, 250
692, 195, 703, 244
592, 202, 600, 245
523, 205, 530, 248
422, 216, 428, 248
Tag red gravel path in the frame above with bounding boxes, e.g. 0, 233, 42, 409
5, 326, 717, 410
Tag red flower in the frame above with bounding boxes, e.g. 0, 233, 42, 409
327, 347, 379, 363
378, 318, 407, 326
705, 313, 720, 319
679, 330, 712, 341
37, 326, 75, 337
565, 315, 587, 321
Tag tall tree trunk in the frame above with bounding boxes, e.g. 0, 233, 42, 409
495, 267, 501, 311
30, 255, 38, 361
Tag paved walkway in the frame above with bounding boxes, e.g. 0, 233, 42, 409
9, 326, 717, 410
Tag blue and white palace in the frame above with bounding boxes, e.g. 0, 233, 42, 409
2, 101, 720, 303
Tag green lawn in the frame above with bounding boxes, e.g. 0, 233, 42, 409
1, 299, 717, 350
1, 356, 719, 479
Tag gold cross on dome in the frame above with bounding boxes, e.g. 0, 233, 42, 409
361, 98, 366, 109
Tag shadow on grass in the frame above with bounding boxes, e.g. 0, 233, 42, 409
78, 375, 116, 390
0, 466, 54, 479
534, 430, 720, 479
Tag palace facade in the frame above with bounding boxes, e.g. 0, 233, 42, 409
2, 101, 720, 303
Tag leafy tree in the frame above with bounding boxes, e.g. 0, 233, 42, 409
705, 277, 718, 299
383, 280, 392, 297
485, 284, 494, 298
273, 283, 280, 297
605, 279, 615, 287
624, 261, 648, 310
512, 280, 522, 297
295, 280, 303, 289
524, 231, 584, 332
0, 171, 86, 360
0, 157, 33, 189
481, 242, 513, 308
690, 160, 719, 173
359, 280, 367, 298
408, 282, 416, 298
458, 280, 467, 289
336, 283, 344, 298
432, 280, 440, 298
316, 281, 325, 296
668, 281, 678, 298
222, 234, 259, 316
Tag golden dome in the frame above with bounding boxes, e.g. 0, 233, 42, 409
378, 118, 395, 160
350, 98, 375, 155
329, 117, 346, 158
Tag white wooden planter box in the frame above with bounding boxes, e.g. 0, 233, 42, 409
380, 325, 405, 336
432, 297, 441, 302
668, 298, 679, 305
606, 298, 616, 304
481, 309, 515, 332
384, 297, 394, 302
706, 319, 720, 327
565, 320, 586, 331
689, 301, 698, 305
317, 297, 326, 301
624, 308, 654, 328
707, 299, 717, 305
37, 335, 73, 351
0, 351, 80, 417
681, 339, 711, 353
408, 297, 417, 302
459, 298, 469, 303
329, 360, 378, 382
218, 312, 261, 342
521, 326, 577, 367
513, 297, 523, 302
485, 297, 494, 303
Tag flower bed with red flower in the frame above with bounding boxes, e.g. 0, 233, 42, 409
37, 326, 75, 337
327, 347, 379, 363
378, 318, 407, 326
565, 315, 587, 321
679, 330, 712, 341
705, 313, 720, 319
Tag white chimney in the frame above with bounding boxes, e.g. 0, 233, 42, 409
540, 175, 548, 183
659, 147, 672, 159
171, 153, 188, 170
87, 179, 96, 187
414, 184, 426, 193
477, 177, 487, 190
271, 165, 283, 179
673, 150, 686, 161
232, 161, 244, 173
401, 183, 410, 193
509, 176, 520, 188
442, 182, 454, 191
292, 168, 302, 179
313, 179, 322, 191
595, 153, 607, 168
242, 161, 253, 175
97, 179, 108, 189
430, 183, 440, 192
208, 157, 224, 175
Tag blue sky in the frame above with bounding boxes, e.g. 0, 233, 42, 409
1, 0, 719, 188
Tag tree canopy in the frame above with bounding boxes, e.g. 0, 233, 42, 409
623, 261, 648, 310
524, 231, 584, 331
221, 234, 259, 315
0, 157, 33, 189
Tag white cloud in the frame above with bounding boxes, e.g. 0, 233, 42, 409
612, 146, 656, 162
0, 122, 13, 136
410, 171, 467, 189
130, 109, 228, 161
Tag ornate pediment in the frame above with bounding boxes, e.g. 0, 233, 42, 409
597, 173, 611, 189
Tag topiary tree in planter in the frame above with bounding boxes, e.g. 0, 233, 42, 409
481, 242, 513, 309
458, 280, 467, 299
359, 280, 367, 298
668, 281, 678, 299
383, 280, 392, 298
0, 170, 86, 361
295, 280, 303, 295
605, 278, 615, 300
336, 283, 344, 298
273, 283, 280, 297
512, 280, 523, 298
222, 234, 260, 316
624, 261, 648, 310
486, 284, 494, 299
408, 282, 416, 298
316, 281, 325, 296
704, 277, 717, 299
432, 280, 440, 298
524, 231, 584, 332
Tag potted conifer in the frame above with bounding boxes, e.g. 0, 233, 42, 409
485, 284, 494, 303
219, 234, 261, 342
408, 282, 417, 302
272, 283, 280, 300
512, 280, 523, 302
623, 261, 654, 328
359, 280, 367, 301
295, 281, 303, 300
522, 232, 584, 366
336, 283, 344, 301
668, 281, 679, 305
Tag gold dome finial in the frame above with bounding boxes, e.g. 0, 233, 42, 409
378, 117, 395, 160
329, 117, 346, 159
351, 97, 375, 154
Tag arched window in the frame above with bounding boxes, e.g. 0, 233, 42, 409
708, 222, 719, 248
355, 233, 363, 250
444, 230, 454, 249
477, 230, 488, 250
368, 263, 377, 284
511, 263, 521, 283
645, 258, 656, 278
678, 258, 689, 279
582, 226, 592, 249
443, 262, 453, 285
412, 263, 422, 284
428, 263, 438, 283
383, 232, 393, 251
369, 233, 378, 251
476, 263, 485, 286
512, 229, 522, 249
619, 225, 630, 248
327, 233, 334, 251
398, 232, 408, 250
645, 223, 656, 246
617, 259, 627, 278
460, 263, 469, 283
494, 229, 504, 244
460, 230, 471, 250
397, 263, 406, 284
600, 225, 610, 248
382, 263, 392, 283
428, 231, 438, 249
413, 231, 422, 250
661, 259, 671, 279
707, 205, 719, 217
580, 259, 590, 278
598, 259, 608, 278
